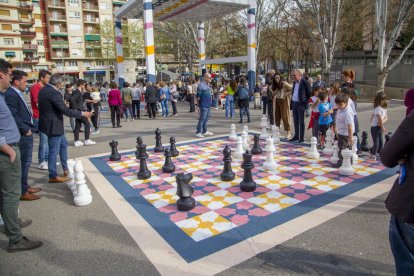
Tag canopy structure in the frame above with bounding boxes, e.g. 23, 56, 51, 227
114, 0, 256, 91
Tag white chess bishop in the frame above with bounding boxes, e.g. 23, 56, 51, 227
263, 137, 278, 170
229, 124, 237, 141
323, 129, 334, 155
271, 125, 280, 144
330, 140, 340, 164
234, 136, 244, 158
260, 116, 268, 140
307, 137, 320, 159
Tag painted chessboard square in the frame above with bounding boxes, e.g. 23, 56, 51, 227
208, 177, 241, 189
159, 202, 211, 222
256, 175, 296, 190
225, 185, 272, 200
215, 200, 271, 226
143, 188, 179, 209
277, 183, 326, 201
277, 169, 318, 183
247, 191, 301, 213
195, 189, 244, 210
299, 176, 348, 191
175, 211, 236, 242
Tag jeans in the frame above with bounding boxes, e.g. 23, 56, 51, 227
74, 116, 90, 141
262, 96, 268, 115
189, 94, 195, 112
171, 101, 177, 115
19, 134, 33, 195
389, 215, 414, 275
225, 95, 234, 118
91, 105, 100, 130
292, 101, 306, 140
370, 126, 383, 155
100, 93, 107, 102
239, 106, 250, 122
132, 100, 140, 118
48, 135, 62, 179
0, 146, 22, 243
212, 98, 218, 108
197, 107, 211, 134
33, 118, 48, 163
161, 99, 169, 116
70, 117, 75, 131
59, 135, 68, 171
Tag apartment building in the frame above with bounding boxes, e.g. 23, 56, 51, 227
0, 0, 128, 83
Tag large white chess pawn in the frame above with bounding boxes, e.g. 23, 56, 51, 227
242, 131, 250, 151
339, 149, 355, 175
259, 117, 268, 140
243, 125, 249, 134
234, 136, 244, 158
323, 130, 334, 155
352, 136, 359, 162
330, 140, 340, 164
271, 125, 280, 144
66, 159, 76, 190
242, 126, 251, 143
229, 124, 237, 141
307, 137, 320, 159
263, 137, 278, 170
73, 160, 92, 206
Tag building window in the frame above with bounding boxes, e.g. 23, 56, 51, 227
68, 0, 80, 5
34, 14, 41, 20
68, 61, 78, 66
83, 61, 91, 67
100, 3, 110, 9
56, 61, 63, 67
0, 9, 11, 16
38, 53, 45, 58
33, 2, 40, 7
3, 38, 14, 45
35, 27, 42, 32
96, 60, 104, 66
1, 24, 12, 31
69, 24, 81, 31
37, 40, 44, 46
20, 12, 29, 19
69, 11, 81, 18
0, 0, 9, 3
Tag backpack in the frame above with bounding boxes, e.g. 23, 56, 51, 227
238, 86, 249, 100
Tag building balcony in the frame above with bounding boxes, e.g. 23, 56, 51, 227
82, 3, 99, 11
84, 34, 101, 41
51, 52, 70, 58
48, 1, 65, 8
23, 57, 39, 63
50, 27, 67, 33
83, 17, 99, 24
19, 3, 34, 10
49, 15, 66, 21
22, 44, 38, 51
20, 31, 36, 37
50, 40, 69, 46
84, 29, 99, 35
19, 18, 35, 25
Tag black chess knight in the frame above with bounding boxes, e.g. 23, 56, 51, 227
176, 173, 195, 211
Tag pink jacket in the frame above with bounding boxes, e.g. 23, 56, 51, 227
108, 89, 122, 106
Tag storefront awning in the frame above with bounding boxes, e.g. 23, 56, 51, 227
5, 51, 16, 57
83, 71, 106, 75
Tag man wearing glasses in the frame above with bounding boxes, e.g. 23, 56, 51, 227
290, 69, 310, 143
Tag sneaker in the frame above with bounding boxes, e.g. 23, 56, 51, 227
8, 236, 43, 253
195, 133, 205, 138
203, 131, 214, 136
91, 129, 100, 135
38, 161, 48, 170
74, 140, 84, 147
84, 139, 96, 146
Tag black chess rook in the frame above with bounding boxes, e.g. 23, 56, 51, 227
162, 148, 175, 173
360, 131, 369, 152
176, 173, 195, 211
251, 134, 262, 155
240, 150, 257, 192
109, 140, 121, 161
154, 128, 165, 153
220, 145, 235, 181
170, 137, 179, 157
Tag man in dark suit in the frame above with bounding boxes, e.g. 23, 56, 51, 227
312, 74, 326, 90
38, 74, 92, 183
5, 70, 41, 201
290, 69, 311, 143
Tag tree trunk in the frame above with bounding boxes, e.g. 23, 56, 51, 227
376, 71, 388, 93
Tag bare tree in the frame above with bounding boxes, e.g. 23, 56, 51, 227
294, 0, 344, 77
375, 0, 414, 92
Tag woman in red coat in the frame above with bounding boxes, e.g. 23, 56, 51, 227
107, 82, 123, 128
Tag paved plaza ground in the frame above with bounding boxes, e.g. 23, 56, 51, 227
0, 99, 406, 275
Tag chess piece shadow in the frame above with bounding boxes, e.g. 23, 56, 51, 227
176, 173, 195, 211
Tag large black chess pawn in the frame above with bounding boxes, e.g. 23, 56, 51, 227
176, 173, 195, 211
162, 148, 175, 173
240, 150, 256, 192
135, 136, 143, 158
170, 137, 179, 157
137, 143, 151, 180
109, 140, 121, 161
251, 134, 262, 155
360, 131, 369, 152
154, 128, 164, 153
220, 145, 235, 181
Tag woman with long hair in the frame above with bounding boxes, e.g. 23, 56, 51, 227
224, 79, 237, 119
236, 77, 251, 123
269, 73, 293, 138
108, 82, 122, 128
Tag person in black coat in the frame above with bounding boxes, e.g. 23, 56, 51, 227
38, 74, 91, 182
289, 69, 311, 143
4, 70, 40, 201
380, 106, 414, 275
145, 81, 157, 119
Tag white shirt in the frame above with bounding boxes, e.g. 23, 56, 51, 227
329, 95, 337, 109
371, 106, 387, 127
336, 106, 355, 136
292, 81, 300, 102
310, 96, 319, 112
348, 98, 357, 115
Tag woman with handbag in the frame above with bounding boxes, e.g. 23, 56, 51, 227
108, 82, 122, 128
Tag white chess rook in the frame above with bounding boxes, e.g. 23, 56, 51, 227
73, 160, 92, 206
67, 159, 76, 190
352, 136, 359, 162
263, 137, 278, 170
307, 137, 320, 159
229, 124, 237, 141
339, 149, 355, 175
323, 135, 334, 156
330, 140, 340, 164
271, 125, 280, 144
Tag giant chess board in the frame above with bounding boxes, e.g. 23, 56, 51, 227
82, 134, 395, 275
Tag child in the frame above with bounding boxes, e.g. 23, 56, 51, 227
329, 83, 340, 134
318, 91, 333, 149
308, 87, 321, 143
369, 92, 388, 160
333, 93, 355, 168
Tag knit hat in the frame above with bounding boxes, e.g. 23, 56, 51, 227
404, 88, 414, 116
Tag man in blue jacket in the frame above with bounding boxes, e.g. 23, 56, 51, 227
195, 73, 214, 138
